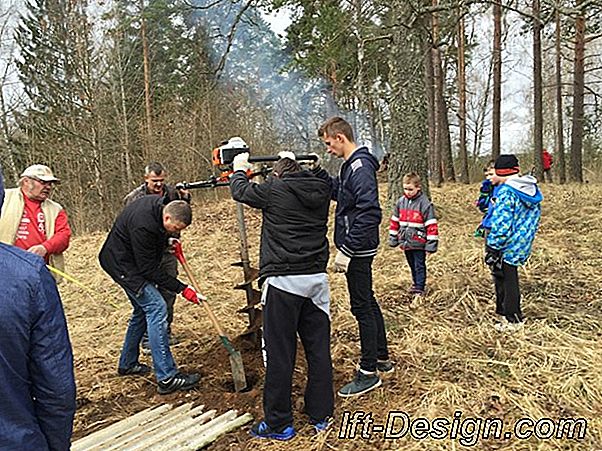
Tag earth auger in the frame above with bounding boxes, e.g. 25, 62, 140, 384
176, 137, 318, 347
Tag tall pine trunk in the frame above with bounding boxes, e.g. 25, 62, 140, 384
140, 0, 153, 161
423, 17, 440, 186
533, 0, 544, 180
492, 1, 502, 160
432, 0, 455, 182
457, 8, 469, 183
388, 4, 429, 201
555, 5, 566, 183
569, 0, 585, 183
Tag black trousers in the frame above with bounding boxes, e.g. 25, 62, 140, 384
345, 256, 389, 373
493, 262, 523, 323
263, 285, 334, 430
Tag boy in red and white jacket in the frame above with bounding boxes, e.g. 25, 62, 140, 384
389, 173, 438, 295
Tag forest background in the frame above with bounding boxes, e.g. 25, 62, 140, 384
0, 0, 601, 232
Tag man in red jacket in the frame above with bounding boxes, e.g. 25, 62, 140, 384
0, 164, 71, 279
0, 166, 76, 450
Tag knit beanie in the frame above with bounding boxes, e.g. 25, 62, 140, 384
494, 154, 520, 176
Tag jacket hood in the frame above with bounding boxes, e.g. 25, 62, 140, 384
347, 146, 380, 171
282, 171, 331, 209
505, 175, 543, 207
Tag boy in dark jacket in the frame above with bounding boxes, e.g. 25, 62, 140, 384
389, 173, 438, 295
99, 197, 202, 394
474, 160, 495, 238
314, 116, 392, 398
230, 151, 333, 440
0, 167, 76, 451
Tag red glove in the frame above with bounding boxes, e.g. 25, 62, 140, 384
171, 239, 184, 263
182, 286, 200, 304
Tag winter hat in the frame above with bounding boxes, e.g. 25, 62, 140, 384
494, 154, 520, 176
0, 165, 4, 211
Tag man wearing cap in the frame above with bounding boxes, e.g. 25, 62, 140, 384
0, 166, 76, 450
0, 164, 71, 277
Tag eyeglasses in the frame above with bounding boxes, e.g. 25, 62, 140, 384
30, 177, 56, 186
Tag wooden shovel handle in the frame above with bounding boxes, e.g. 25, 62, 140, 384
178, 256, 227, 338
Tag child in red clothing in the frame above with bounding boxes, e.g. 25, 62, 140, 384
542, 149, 553, 183
388, 173, 438, 295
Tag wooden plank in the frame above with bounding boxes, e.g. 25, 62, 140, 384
152, 410, 238, 450
188, 413, 253, 449
74, 404, 251, 451
100, 403, 195, 450
72, 404, 172, 451
126, 409, 217, 451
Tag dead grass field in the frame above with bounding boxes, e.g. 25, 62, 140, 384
62, 182, 602, 450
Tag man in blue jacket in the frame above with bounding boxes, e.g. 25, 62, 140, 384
315, 116, 392, 397
0, 166, 76, 450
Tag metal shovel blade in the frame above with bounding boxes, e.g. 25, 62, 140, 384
229, 351, 247, 392
219, 335, 247, 392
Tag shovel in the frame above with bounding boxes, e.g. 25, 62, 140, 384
174, 244, 248, 392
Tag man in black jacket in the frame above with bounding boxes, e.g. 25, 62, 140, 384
230, 151, 334, 440
123, 161, 191, 352
315, 116, 392, 398
99, 197, 201, 394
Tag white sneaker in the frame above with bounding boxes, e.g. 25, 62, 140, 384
494, 321, 523, 333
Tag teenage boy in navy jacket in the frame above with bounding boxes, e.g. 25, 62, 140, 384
314, 116, 392, 397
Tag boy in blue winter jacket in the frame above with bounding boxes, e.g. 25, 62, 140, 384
389, 173, 438, 295
485, 155, 542, 332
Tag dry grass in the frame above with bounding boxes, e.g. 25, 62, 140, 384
62, 182, 602, 450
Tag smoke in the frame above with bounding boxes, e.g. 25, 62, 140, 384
185, 0, 385, 160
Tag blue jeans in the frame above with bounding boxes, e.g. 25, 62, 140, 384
119, 283, 178, 381
404, 249, 426, 290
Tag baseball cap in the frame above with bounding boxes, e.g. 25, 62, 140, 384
20, 164, 60, 183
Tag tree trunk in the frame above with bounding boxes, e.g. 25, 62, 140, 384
140, 0, 153, 161
569, 0, 585, 183
457, 8, 469, 184
423, 15, 439, 186
432, 0, 454, 182
492, 1, 502, 160
0, 76, 19, 182
533, 0, 544, 180
388, 4, 429, 202
471, 52, 493, 162
555, 4, 566, 184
